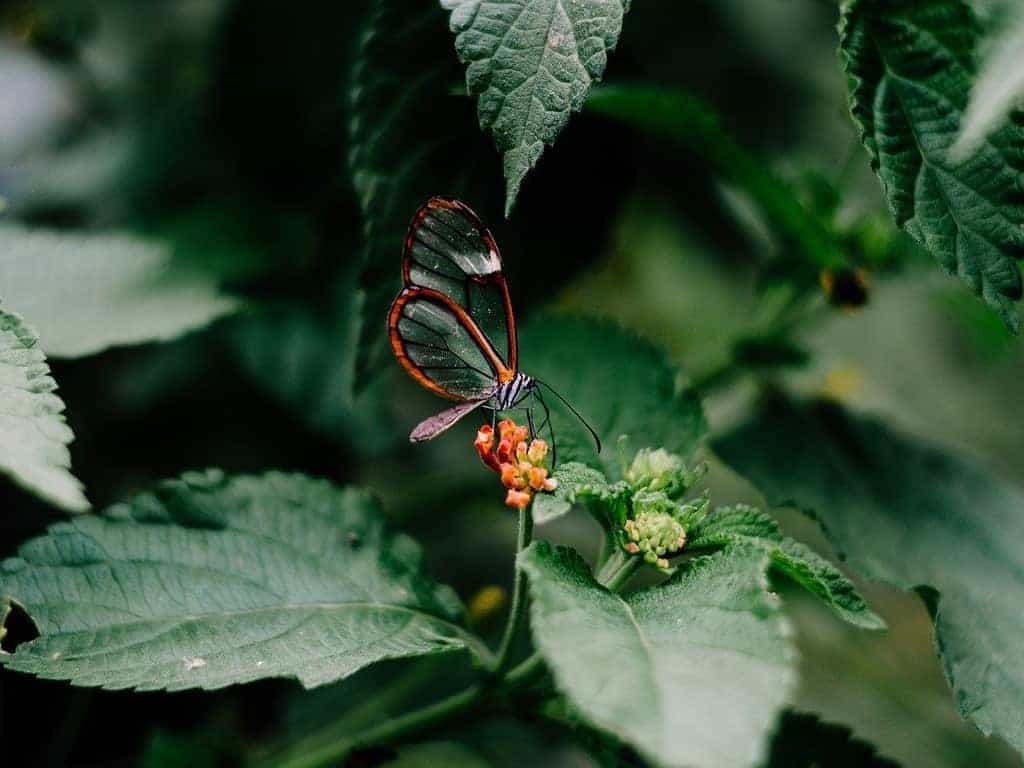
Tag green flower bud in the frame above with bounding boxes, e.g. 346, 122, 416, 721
621, 508, 687, 563
626, 449, 705, 499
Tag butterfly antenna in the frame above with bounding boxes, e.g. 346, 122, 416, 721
534, 379, 602, 454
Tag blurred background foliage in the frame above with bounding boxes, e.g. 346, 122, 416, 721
1, 0, 1022, 766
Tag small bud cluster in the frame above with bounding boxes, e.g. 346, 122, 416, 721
624, 510, 687, 569
474, 419, 557, 509
617, 448, 709, 572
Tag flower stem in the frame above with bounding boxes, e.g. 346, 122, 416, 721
265, 683, 487, 768
260, 652, 551, 768
596, 548, 640, 592
491, 502, 534, 676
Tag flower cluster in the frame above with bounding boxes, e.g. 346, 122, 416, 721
624, 510, 687, 569
474, 419, 557, 509
616, 449, 708, 572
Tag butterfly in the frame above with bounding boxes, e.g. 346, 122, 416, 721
387, 197, 600, 464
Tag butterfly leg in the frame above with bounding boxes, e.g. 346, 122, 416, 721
534, 388, 556, 468
488, 405, 499, 462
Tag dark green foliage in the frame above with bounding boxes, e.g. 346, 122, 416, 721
1, 2, 1023, 766
717, 393, 1024, 752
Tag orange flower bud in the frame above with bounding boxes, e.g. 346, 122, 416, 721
474, 424, 501, 472
475, 424, 494, 449
497, 437, 515, 464
527, 439, 548, 464
527, 466, 549, 491
505, 489, 532, 509
501, 463, 527, 490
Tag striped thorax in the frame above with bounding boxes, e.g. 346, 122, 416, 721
494, 373, 534, 410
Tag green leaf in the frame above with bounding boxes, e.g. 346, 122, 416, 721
0, 308, 88, 513
388, 741, 493, 767
349, 0, 497, 386
230, 291, 360, 436
520, 541, 796, 768
690, 506, 885, 631
763, 711, 899, 768
716, 394, 1024, 753
586, 85, 846, 272
441, 0, 631, 215
520, 314, 706, 477
0, 227, 240, 357
228, 283, 392, 451
952, 6, 1024, 161
141, 711, 240, 768
839, 0, 1024, 329
0, 471, 479, 691
532, 461, 612, 524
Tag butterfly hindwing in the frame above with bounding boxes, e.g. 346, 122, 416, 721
388, 287, 501, 402
410, 399, 488, 442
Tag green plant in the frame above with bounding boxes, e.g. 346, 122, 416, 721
2, 1, 1023, 766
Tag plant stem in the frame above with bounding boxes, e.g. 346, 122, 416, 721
595, 548, 640, 591
595, 529, 616, 572
261, 652, 552, 768
503, 651, 547, 692
261, 516, 642, 768
267, 683, 487, 768
491, 502, 534, 676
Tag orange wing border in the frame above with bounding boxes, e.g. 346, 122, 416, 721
388, 286, 513, 401
401, 197, 518, 374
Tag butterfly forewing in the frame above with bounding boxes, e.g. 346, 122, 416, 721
403, 198, 517, 370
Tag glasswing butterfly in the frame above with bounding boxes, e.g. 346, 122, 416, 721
387, 197, 600, 464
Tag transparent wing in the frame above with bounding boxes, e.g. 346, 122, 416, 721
388, 287, 501, 402
403, 198, 517, 371
410, 400, 487, 442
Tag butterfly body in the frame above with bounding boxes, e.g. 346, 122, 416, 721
388, 197, 599, 459
494, 373, 535, 410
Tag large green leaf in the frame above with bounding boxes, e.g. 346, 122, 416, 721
441, 0, 631, 215
0, 308, 88, 512
349, 0, 498, 385
531, 462, 612, 524
690, 505, 885, 631
952, 5, 1024, 160
0, 227, 239, 357
519, 314, 706, 476
716, 394, 1024, 753
839, 0, 1024, 329
0, 471, 478, 691
227, 277, 393, 449
520, 542, 796, 768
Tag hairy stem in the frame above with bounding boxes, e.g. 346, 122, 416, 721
491, 502, 534, 676
595, 548, 640, 591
